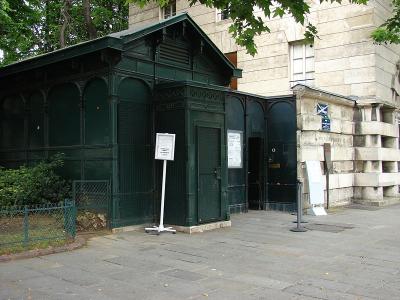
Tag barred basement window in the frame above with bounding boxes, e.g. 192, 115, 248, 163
290, 42, 314, 87
162, 0, 176, 19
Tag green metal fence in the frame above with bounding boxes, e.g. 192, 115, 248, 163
72, 180, 111, 231
0, 200, 76, 252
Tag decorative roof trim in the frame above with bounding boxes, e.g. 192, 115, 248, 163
0, 13, 241, 79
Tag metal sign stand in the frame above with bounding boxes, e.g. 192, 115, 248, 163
291, 180, 307, 232
145, 133, 176, 235
145, 160, 176, 234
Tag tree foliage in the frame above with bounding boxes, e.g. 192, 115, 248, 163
0, 0, 128, 66
371, 0, 400, 45
0, 154, 70, 207
1, 0, 399, 65
129, 0, 372, 55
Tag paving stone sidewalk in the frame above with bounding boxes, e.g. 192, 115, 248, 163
1, 205, 400, 300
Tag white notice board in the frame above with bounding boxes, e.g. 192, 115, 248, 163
227, 130, 243, 168
155, 133, 175, 161
305, 160, 324, 205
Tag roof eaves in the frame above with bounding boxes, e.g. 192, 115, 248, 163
120, 13, 241, 78
0, 36, 123, 78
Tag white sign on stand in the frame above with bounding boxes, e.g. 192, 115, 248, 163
305, 160, 327, 216
155, 133, 175, 161
146, 133, 176, 234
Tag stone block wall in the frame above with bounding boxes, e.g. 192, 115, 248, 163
372, 0, 400, 106
353, 102, 400, 204
129, 1, 399, 99
295, 85, 400, 207
294, 85, 356, 207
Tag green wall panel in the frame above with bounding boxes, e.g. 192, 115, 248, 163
117, 57, 138, 72
156, 109, 186, 226
247, 101, 265, 136
1, 95, 25, 149
48, 83, 81, 146
116, 78, 154, 225
84, 78, 110, 145
137, 61, 153, 75
28, 91, 45, 148
226, 96, 246, 210
84, 160, 112, 180
58, 160, 82, 181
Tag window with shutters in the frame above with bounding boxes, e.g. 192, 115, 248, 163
290, 42, 314, 87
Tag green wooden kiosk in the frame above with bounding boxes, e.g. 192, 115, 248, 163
0, 13, 241, 228
0, 13, 297, 229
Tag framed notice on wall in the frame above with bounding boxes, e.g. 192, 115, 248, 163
227, 130, 243, 168
155, 133, 175, 161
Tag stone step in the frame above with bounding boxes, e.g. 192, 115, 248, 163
353, 197, 400, 207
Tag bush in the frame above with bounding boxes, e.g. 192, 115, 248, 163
0, 154, 70, 206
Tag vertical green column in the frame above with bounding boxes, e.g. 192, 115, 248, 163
64, 199, 76, 239
109, 73, 120, 227
71, 200, 77, 238
23, 205, 29, 247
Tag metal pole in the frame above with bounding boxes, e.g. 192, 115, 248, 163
159, 159, 167, 230
326, 171, 330, 210
145, 159, 176, 234
290, 181, 307, 232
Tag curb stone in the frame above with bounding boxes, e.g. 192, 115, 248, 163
0, 236, 86, 263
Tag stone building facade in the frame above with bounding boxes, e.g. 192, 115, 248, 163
129, 1, 400, 206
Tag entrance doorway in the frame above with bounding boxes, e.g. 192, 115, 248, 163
248, 137, 263, 209
197, 126, 222, 223
266, 101, 297, 211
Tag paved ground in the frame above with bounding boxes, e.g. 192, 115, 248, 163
1, 205, 400, 300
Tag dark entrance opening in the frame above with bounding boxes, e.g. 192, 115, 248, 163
248, 137, 263, 210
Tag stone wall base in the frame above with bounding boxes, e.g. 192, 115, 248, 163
353, 197, 400, 207
112, 221, 232, 234
172, 221, 232, 234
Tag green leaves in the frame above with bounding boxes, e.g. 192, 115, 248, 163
2, 0, 398, 63
372, 27, 400, 44
0, 154, 70, 207
304, 24, 318, 44
126, 0, 376, 56
371, 0, 400, 45
0, 0, 128, 66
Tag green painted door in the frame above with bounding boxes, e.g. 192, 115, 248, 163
197, 126, 221, 223
267, 101, 297, 208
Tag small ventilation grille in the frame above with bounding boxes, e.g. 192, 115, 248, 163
159, 43, 190, 66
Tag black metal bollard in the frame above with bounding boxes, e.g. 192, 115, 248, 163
291, 180, 307, 232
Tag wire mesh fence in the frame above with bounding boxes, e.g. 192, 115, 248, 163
72, 180, 111, 231
0, 200, 76, 254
